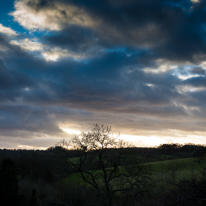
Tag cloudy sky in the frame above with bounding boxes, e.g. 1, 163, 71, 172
0, 0, 206, 149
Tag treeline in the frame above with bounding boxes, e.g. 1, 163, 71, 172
157, 143, 206, 154
0, 143, 205, 181
0, 143, 206, 206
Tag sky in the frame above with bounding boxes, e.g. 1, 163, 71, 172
0, 0, 206, 149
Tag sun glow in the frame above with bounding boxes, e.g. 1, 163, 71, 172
61, 127, 206, 148
62, 128, 81, 135
119, 134, 167, 147
18, 145, 47, 150
191, 0, 200, 3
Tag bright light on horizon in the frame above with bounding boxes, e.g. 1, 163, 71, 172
10, 132, 206, 150
116, 133, 206, 147
62, 128, 82, 135
119, 134, 168, 147
62, 129, 206, 147
17, 145, 47, 150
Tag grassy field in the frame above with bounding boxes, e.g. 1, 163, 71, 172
150, 158, 203, 174
64, 157, 206, 185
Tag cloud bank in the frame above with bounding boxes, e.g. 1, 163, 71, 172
0, 0, 205, 148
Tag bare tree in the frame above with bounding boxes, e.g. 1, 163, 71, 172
67, 124, 152, 206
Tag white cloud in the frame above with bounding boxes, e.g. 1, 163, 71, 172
173, 66, 205, 80
11, 0, 96, 31
43, 48, 86, 61
11, 38, 43, 51
0, 24, 17, 36
10, 38, 86, 61
143, 59, 177, 73
176, 85, 206, 94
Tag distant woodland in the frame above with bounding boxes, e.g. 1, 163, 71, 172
1, 126, 206, 206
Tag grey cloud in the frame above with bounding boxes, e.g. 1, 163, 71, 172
183, 76, 206, 87
0, 35, 197, 116
0, 105, 62, 134
191, 67, 205, 75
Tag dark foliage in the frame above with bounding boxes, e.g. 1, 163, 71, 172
0, 159, 19, 206
158, 143, 205, 157
30, 189, 39, 206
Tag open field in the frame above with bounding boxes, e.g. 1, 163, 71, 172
64, 157, 206, 185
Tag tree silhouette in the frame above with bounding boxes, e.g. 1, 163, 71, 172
30, 189, 39, 206
65, 124, 152, 206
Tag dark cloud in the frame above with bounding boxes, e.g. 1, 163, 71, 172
27, 0, 206, 64
183, 76, 206, 87
44, 26, 97, 51
191, 67, 205, 75
0, 104, 64, 134
0, 37, 183, 115
1, 49, 183, 119
0, 56, 34, 102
